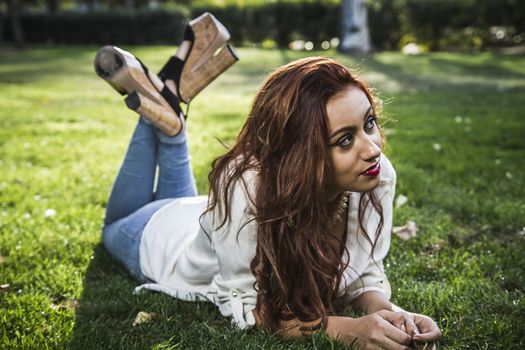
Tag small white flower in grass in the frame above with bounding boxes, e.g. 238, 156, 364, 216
395, 195, 408, 209
495, 159, 501, 165
433, 143, 442, 151
44, 209, 56, 218
454, 115, 463, 123
34, 195, 41, 201
518, 227, 525, 236
505, 172, 513, 179
23, 212, 32, 220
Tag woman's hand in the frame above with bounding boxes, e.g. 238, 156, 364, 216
327, 313, 413, 350
380, 311, 442, 346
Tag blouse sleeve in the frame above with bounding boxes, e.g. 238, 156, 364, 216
207, 170, 259, 329
344, 155, 396, 302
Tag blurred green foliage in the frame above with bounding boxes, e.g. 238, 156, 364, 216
1, 0, 524, 49
1, 46, 524, 349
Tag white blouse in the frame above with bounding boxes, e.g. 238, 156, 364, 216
135, 155, 396, 329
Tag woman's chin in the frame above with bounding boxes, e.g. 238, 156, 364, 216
346, 177, 381, 193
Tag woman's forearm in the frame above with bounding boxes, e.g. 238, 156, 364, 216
277, 315, 358, 345
254, 309, 354, 341
255, 309, 416, 347
351, 290, 393, 314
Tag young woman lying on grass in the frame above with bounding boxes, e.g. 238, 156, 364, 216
99, 52, 442, 348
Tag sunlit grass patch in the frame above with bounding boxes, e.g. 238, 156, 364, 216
0, 46, 524, 349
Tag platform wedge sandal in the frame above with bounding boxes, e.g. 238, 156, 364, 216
94, 45, 183, 136
158, 12, 239, 104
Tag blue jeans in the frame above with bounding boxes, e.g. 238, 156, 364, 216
102, 117, 197, 283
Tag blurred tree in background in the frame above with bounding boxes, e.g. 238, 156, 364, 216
1, 0, 524, 50
340, 0, 371, 53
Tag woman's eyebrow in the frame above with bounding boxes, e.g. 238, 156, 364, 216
329, 106, 373, 139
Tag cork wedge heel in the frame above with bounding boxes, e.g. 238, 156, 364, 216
158, 12, 239, 104
94, 45, 183, 136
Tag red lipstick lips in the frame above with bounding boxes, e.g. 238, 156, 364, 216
361, 162, 381, 177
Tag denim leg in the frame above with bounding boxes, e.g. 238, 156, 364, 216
104, 117, 158, 225
102, 198, 173, 283
154, 125, 198, 200
102, 117, 196, 282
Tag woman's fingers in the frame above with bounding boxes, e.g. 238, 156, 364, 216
414, 315, 437, 333
404, 319, 419, 338
380, 336, 413, 350
412, 315, 442, 342
378, 310, 407, 329
391, 318, 405, 331
380, 310, 414, 336
412, 328, 441, 343
380, 318, 412, 346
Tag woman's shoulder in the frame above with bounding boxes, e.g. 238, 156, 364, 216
223, 157, 259, 200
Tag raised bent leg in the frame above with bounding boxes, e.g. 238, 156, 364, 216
154, 127, 197, 200
104, 117, 158, 225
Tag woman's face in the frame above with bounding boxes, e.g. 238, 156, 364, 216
326, 86, 382, 194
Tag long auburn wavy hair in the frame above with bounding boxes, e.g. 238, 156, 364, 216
206, 57, 385, 331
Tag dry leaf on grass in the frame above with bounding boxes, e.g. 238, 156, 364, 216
50, 298, 79, 311
0, 283, 11, 292
132, 311, 158, 327
393, 221, 418, 240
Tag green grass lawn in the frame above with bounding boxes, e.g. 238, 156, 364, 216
0, 46, 524, 349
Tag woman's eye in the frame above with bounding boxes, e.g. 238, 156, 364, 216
337, 134, 354, 148
364, 115, 377, 132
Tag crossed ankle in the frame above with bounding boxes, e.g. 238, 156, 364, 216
164, 80, 180, 100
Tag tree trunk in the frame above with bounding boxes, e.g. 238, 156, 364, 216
125, 0, 135, 11
7, 0, 24, 47
46, 0, 59, 14
339, 0, 371, 54
0, 16, 4, 45
86, 0, 96, 12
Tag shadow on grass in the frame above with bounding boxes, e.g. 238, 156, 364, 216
68, 243, 260, 349
361, 54, 525, 93
68, 244, 192, 349
0, 46, 98, 84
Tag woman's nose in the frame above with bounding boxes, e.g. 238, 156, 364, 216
362, 135, 381, 161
